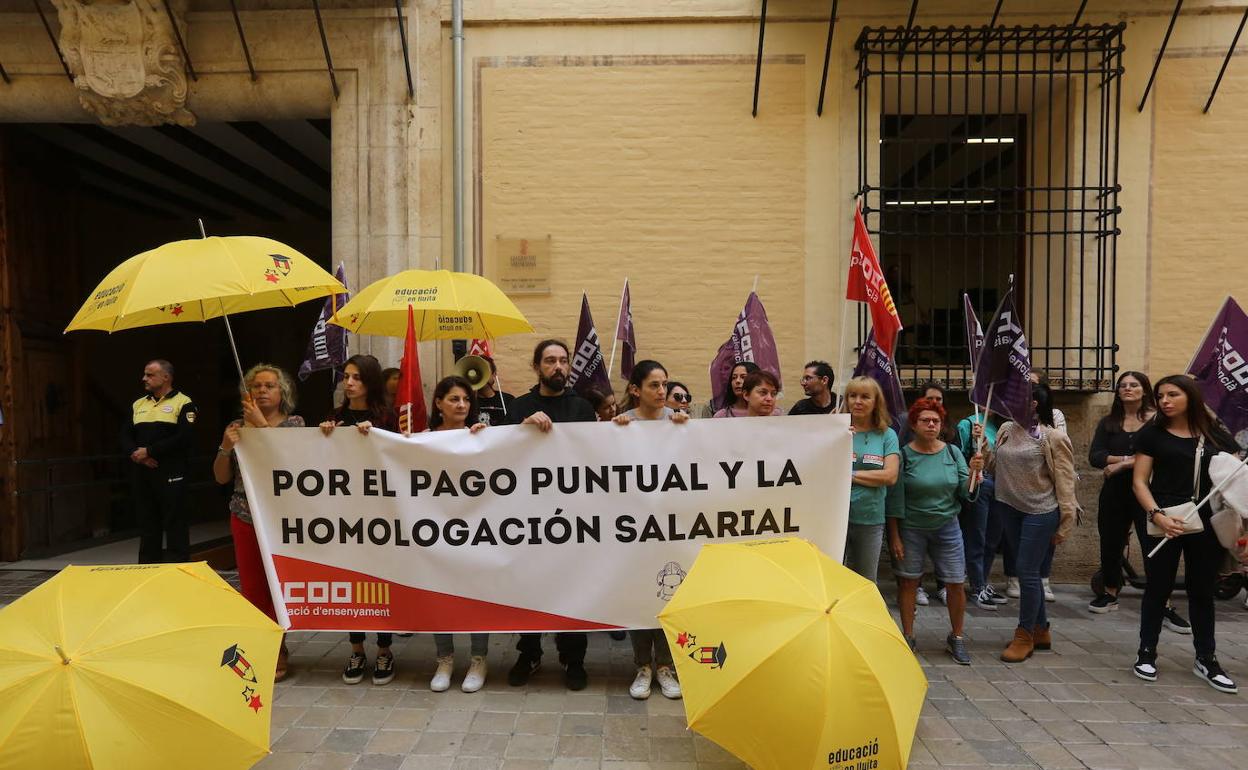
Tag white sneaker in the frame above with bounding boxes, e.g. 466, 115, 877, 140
430, 655, 454, 692
936, 587, 948, 605
1006, 577, 1021, 598
629, 665, 653, 700
461, 655, 487, 693
915, 586, 930, 606
1042, 578, 1055, 602
655, 665, 681, 699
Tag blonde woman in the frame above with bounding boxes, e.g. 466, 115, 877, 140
213, 363, 304, 682
844, 377, 900, 583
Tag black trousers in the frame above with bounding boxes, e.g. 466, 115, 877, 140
348, 633, 393, 647
133, 468, 189, 563
516, 632, 587, 663
1139, 521, 1222, 657
1097, 479, 1146, 591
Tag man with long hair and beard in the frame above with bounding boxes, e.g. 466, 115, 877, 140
506, 339, 597, 690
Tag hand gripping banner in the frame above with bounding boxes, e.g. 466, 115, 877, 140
236, 416, 851, 632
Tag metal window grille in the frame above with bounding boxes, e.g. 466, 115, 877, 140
854, 24, 1125, 391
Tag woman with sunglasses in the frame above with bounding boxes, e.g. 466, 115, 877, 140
666, 381, 693, 414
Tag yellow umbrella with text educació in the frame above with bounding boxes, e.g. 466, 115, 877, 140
0, 563, 284, 770
657, 537, 927, 770
64, 234, 346, 380
328, 269, 533, 339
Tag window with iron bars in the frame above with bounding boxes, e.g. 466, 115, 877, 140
854, 24, 1124, 391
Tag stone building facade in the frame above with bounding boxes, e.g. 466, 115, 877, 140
0, 0, 1247, 576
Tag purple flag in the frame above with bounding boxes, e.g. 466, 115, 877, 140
970, 284, 1033, 427
852, 330, 906, 433
298, 263, 349, 382
963, 293, 985, 369
709, 292, 783, 410
616, 279, 637, 380
1188, 297, 1248, 446
569, 293, 613, 398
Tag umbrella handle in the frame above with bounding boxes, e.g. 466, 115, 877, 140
54, 645, 70, 665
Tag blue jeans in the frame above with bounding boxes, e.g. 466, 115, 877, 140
999, 501, 1059, 631
961, 475, 993, 590
843, 522, 885, 583
895, 518, 967, 584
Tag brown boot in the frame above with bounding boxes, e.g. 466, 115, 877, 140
1032, 624, 1051, 651
1001, 627, 1034, 663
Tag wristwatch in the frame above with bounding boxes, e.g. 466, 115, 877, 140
217, 445, 234, 456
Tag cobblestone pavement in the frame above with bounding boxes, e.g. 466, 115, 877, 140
4, 569, 1247, 768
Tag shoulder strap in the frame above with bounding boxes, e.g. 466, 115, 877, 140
1192, 435, 1205, 501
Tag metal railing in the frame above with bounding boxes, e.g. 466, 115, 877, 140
855, 24, 1124, 391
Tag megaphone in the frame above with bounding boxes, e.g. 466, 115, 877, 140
452, 355, 492, 390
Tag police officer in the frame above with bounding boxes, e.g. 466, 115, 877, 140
121, 359, 198, 563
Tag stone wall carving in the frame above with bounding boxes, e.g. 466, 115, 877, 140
51, 0, 195, 126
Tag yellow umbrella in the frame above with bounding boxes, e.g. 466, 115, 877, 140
65, 234, 345, 380
0, 562, 284, 770
65, 236, 345, 333
329, 269, 533, 339
657, 537, 927, 770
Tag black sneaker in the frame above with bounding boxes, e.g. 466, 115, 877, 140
946, 634, 971, 665
342, 652, 368, 685
507, 653, 541, 687
1133, 649, 1158, 682
1194, 656, 1238, 694
1163, 606, 1192, 634
983, 584, 1009, 605
372, 652, 396, 686
1088, 593, 1119, 614
904, 634, 916, 652
973, 587, 999, 611
564, 660, 589, 691
608, 631, 627, 641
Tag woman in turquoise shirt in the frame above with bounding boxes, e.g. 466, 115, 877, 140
888, 398, 984, 664
844, 377, 900, 583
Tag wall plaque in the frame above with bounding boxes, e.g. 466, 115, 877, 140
492, 236, 551, 295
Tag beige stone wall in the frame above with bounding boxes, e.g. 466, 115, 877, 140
475, 57, 807, 406
1147, 56, 1248, 378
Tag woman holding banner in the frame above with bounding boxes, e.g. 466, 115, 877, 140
993, 384, 1077, 664
887, 398, 983, 664
213, 363, 304, 682
320, 354, 400, 686
426, 375, 491, 693
1132, 376, 1240, 693
614, 360, 687, 700
844, 377, 900, 583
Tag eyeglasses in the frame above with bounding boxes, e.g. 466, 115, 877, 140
669, 393, 691, 403
800, 375, 826, 383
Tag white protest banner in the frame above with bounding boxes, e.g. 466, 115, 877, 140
236, 415, 850, 632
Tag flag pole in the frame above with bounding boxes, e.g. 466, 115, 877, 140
606, 278, 628, 381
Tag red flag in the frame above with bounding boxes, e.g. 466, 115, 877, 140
468, 338, 492, 357
396, 305, 428, 436
847, 205, 903, 356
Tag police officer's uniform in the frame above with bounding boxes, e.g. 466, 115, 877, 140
120, 389, 198, 563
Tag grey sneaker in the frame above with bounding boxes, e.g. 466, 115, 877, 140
916, 586, 930, 606
946, 634, 971, 665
